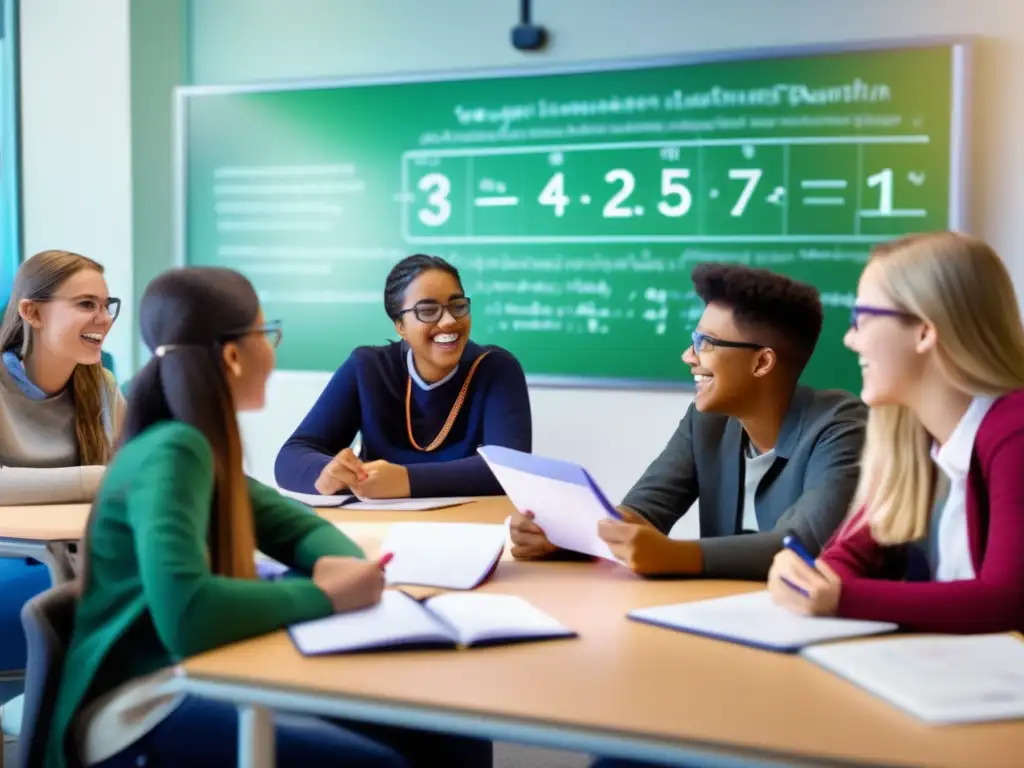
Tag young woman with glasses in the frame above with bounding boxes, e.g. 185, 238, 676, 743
0, 249, 125, 677
47, 266, 490, 767
769, 232, 1024, 633
275, 253, 532, 499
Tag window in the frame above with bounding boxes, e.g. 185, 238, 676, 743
0, 0, 19, 300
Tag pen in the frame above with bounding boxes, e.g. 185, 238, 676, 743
783, 534, 817, 569
377, 552, 394, 570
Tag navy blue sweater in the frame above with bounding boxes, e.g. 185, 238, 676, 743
274, 341, 532, 497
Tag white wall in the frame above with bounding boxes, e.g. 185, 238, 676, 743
19, 0, 134, 375
19, 1, 1024, 537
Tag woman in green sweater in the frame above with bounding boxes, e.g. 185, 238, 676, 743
47, 267, 491, 767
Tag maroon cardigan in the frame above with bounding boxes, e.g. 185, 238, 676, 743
821, 390, 1024, 634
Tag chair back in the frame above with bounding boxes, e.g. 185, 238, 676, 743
18, 582, 80, 768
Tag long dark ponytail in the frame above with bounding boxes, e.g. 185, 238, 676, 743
88, 267, 262, 580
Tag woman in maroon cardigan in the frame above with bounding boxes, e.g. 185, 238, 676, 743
768, 232, 1024, 633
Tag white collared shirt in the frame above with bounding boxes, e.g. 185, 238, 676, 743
407, 348, 459, 391
930, 395, 997, 582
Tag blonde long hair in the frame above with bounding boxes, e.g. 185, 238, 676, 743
854, 232, 1024, 545
0, 250, 116, 465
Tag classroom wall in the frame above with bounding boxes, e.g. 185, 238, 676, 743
18, 1, 1024, 532
19, 0, 135, 376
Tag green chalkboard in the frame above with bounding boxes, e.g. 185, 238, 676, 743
177, 40, 968, 391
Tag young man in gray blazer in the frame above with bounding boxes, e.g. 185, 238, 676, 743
510, 262, 867, 580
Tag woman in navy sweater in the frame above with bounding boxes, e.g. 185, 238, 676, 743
275, 254, 531, 499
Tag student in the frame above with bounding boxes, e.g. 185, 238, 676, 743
275, 253, 531, 499
0, 249, 124, 678
769, 233, 1024, 633
510, 262, 867, 580
47, 267, 491, 768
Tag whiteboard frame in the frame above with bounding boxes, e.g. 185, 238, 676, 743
174, 36, 972, 391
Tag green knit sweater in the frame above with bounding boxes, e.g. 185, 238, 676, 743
47, 421, 363, 767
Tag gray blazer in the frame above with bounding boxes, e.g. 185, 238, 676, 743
621, 386, 867, 580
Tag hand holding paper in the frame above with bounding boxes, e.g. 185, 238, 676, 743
597, 519, 703, 576
509, 509, 559, 560
478, 446, 621, 560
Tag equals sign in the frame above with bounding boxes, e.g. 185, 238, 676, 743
474, 195, 520, 207
800, 179, 847, 206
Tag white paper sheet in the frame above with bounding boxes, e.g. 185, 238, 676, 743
278, 489, 354, 508
377, 522, 506, 589
802, 633, 1024, 724
348, 496, 475, 511
480, 461, 617, 560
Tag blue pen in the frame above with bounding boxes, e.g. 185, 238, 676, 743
783, 533, 817, 569
781, 534, 816, 598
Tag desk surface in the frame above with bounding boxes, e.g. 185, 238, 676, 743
0, 503, 91, 541
0, 496, 508, 543
182, 499, 1024, 768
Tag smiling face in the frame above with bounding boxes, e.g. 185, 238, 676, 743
682, 302, 775, 413
844, 261, 927, 407
20, 267, 116, 367
394, 268, 471, 382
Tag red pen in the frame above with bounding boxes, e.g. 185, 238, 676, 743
377, 552, 394, 570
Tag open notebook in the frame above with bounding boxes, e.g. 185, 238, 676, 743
289, 590, 576, 655
628, 590, 897, 653
376, 522, 507, 590
801, 633, 1024, 724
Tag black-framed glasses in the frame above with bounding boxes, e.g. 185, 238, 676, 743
398, 297, 471, 324
691, 330, 765, 355
221, 319, 283, 349
849, 305, 917, 330
34, 295, 122, 322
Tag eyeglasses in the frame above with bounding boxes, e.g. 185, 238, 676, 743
34, 295, 122, 322
691, 330, 765, 355
849, 305, 917, 330
221, 320, 283, 349
398, 297, 471, 324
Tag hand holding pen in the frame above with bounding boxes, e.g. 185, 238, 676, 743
767, 533, 842, 617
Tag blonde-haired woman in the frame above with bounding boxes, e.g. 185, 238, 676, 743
0, 250, 124, 673
768, 232, 1024, 633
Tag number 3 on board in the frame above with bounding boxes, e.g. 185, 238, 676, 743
417, 172, 452, 227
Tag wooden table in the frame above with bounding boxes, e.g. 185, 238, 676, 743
0, 503, 90, 584
0, 496, 508, 586
177, 498, 1024, 768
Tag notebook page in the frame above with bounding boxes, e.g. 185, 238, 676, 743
378, 522, 506, 590
802, 634, 1024, 724
288, 590, 453, 655
481, 462, 617, 560
628, 591, 897, 652
425, 593, 575, 646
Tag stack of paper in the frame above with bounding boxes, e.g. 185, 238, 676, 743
801, 633, 1024, 724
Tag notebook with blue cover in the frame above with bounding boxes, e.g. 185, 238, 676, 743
628, 590, 898, 653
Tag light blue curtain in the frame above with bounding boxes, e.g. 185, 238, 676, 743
0, 0, 19, 300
